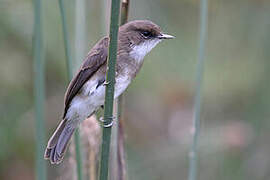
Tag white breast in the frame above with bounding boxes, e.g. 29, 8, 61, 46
129, 39, 161, 63
66, 74, 131, 122
114, 74, 131, 98
66, 79, 106, 122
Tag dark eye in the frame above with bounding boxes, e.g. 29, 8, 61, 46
141, 31, 152, 38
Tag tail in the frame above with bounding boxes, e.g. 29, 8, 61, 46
44, 119, 76, 164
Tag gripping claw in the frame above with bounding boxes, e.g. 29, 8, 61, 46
99, 116, 115, 127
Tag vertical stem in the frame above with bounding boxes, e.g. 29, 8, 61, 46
33, 0, 47, 179
188, 1, 208, 180
75, 0, 86, 68
98, 0, 121, 179
58, 0, 83, 179
116, 1, 130, 180
117, 97, 127, 180
110, 101, 119, 180
120, 0, 129, 25
74, 130, 83, 180
74, 0, 86, 179
58, 0, 73, 79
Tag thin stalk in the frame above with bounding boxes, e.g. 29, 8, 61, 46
117, 97, 127, 180
58, 0, 83, 179
58, 0, 73, 79
188, 0, 208, 180
110, 101, 119, 180
98, 0, 121, 179
110, 0, 130, 179
74, 0, 87, 178
120, 0, 129, 25
74, 129, 83, 180
117, 0, 129, 109
116, 1, 130, 180
33, 0, 47, 179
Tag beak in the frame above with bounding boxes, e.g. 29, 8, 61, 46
157, 33, 175, 39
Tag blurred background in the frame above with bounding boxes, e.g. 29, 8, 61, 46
1, 0, 270, 179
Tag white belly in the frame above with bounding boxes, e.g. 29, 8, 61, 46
65, 74, 131, 122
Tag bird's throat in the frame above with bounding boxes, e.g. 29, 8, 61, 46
129, 39, 161, 63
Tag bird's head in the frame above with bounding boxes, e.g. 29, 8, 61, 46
119, 20, 174, 61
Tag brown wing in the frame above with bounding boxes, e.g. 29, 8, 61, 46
63, 37, 109, 118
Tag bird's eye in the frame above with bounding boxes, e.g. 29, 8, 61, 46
141, 31, 152, 38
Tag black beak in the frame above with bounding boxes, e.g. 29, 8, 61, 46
157, 33, 175, 39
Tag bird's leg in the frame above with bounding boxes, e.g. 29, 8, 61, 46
96, 77, 105, 89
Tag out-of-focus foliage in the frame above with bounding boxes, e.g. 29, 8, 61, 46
0, 0, 270, 179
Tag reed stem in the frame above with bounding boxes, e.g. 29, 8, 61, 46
98, 0, 121, 179
188, 0, 208, 180
58, 0, 83, 179
33, 0, 47, 179
115, 1, 130, 179
58, 0, 73, 80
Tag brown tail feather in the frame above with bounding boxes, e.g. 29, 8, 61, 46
44, 119, 75, 164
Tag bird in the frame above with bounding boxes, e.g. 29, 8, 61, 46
44, 20, 174, 164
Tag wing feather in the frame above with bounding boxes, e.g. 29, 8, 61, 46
63, 37, 109, 118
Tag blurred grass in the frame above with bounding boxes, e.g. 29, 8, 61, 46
188, 0, 208, 179
58, 0, 83, 179
32, 0, 47, 179
1, 0, 270, 179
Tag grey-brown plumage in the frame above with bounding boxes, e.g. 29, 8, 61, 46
44, 37, 109, 164
63, 37, 109, 118
44, 20, 174, 164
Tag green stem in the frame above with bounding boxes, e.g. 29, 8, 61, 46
98, 0, 121, 179
58, 0, 73, 79
188, 0, 208, 180
58, 0, 83, 179
33, 0, 47, 179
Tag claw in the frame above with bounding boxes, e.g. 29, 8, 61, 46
99, 117, 105, 122
99, 116, 115, 127
104, 81, 110, 85
103, 121, 114, 128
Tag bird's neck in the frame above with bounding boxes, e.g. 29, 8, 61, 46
117, 37, 161, 78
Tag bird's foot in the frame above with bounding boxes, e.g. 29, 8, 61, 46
103, 121, 114, 128
99, 116, 116, 128
103, 81, 110, 85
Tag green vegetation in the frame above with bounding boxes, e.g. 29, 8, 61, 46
58, 0, 83, 179
188, 0, 208, 180
1, 0, 270, 180
33, 0, 47, 179
98, 0, 121, 179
